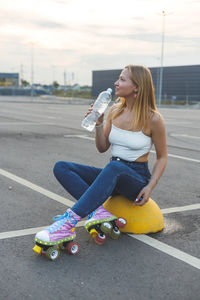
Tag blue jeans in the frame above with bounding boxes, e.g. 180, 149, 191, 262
53, 158, 151, 218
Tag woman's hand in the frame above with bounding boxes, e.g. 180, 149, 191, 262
84, 103, 94, 118
134, 184, 152, 206
84, 104, 104, 126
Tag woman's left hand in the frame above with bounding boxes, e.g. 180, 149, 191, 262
134, 185, 152, 206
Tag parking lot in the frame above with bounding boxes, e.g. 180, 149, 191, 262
0, 96, 199, 300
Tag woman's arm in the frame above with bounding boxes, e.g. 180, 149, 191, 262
95, 107, 113, 153
135, 112, 168, 206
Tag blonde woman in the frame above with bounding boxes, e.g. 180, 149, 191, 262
35, 65, 168, 247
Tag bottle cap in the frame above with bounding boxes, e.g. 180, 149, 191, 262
107, 88, 112, 94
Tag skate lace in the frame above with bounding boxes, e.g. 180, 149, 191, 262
47, 211, 77, 234
88, 209, 96, 219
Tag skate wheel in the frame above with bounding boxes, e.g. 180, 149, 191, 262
46, 247, 60, 261
66, 242, 80, 255
116, 217, 127, 229
89, 228, 98, 238
94, 233, 106, 245
100, 222, 112, 234
110, 227, 120, 239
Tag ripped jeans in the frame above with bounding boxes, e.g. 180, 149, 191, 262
53, 158, 151, 218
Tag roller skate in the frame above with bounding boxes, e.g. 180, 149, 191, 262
85, 205, 126, 245
33, 208, 81, 261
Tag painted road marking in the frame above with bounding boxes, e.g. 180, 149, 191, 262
129, 234, 200, 270
161, 203, 200, 214
1, 221, 200, 271
151, 150, 200, 163
0, 168, 200, 217
165, 121, 192, 125
0, 221, 86, 240
0, 109, 56, 119
0, 122, 52, 126
170, 133, 200, 140
0, 168, 75, 207
0, 227, 45, 240
64, 135, 200, 163
0, 168, 200, 270
64, 134, 94, 141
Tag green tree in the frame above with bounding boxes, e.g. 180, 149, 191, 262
53, 81, 59, 89
21, 79, 30, 87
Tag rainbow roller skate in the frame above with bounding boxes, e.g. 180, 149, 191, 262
85, 206, 126, 245
33, 208, 81, 261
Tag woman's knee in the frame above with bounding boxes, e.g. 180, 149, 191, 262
53, 161, 70, 178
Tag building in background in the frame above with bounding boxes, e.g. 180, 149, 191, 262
0, 73, 19, 87
0, 72, 49, 96
92, 65, 200, 103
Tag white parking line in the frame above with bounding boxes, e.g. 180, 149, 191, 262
170, 133, 200, 140
151, 150, 200, 163
0, 168, 75, 207
129, 234, 200, 270
64, 135, 200, 163
0, 221, 86, 240
0, 167, 199, 218
1, 221, 200, 270
0, 122, 39, 126
0, 227, 45, 240
161, 203, 200, 214
64, 134, 94, 141
0, 122, 52, 126
1, 168, 200, 270
0, 109, 57, 119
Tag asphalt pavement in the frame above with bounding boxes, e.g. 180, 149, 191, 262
0, 96, 199, 300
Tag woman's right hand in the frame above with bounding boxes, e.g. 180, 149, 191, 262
84, 104, 94, 118
84, 104, 104, 126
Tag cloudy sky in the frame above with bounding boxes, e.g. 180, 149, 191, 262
0, 0, 199, 85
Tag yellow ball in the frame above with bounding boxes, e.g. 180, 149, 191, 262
103, 196, 164, 234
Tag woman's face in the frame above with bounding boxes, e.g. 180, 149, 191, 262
114, 68, 137, 98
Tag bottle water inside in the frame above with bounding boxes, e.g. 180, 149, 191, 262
81, 88, 112, 132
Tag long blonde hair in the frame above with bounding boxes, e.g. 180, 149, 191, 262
112, 65, 157, 130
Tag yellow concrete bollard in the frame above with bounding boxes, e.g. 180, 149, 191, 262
103, 196, 164, 234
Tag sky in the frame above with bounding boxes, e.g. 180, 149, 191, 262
0, 0, 200, 85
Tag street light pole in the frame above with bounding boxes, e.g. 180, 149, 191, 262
158, 11, 166, 106
64, 70, 67, 96
30, 43, 34, 99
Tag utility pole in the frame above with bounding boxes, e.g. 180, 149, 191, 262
20, 64, 24, 87
158, 10, 172, 106
158, 11, 166, 106
64, 70, 67, 96
30, 43, 34, 99
52, 65, 55, 83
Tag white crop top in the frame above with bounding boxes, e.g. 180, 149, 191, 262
108, 124, 152, 162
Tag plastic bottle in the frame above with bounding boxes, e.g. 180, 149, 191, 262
81, 88, 112, 132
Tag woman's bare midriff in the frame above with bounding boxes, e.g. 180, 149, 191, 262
134, 152, 149, 163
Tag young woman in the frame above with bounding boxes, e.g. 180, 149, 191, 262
35, 65, 167, 246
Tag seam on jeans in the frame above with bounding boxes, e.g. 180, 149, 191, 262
114, 173, 147, 201
118, 171, 146, 184
104, 172, 145, 203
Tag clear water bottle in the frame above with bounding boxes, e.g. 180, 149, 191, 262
81, 88, 112, 132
